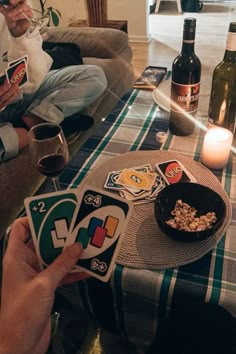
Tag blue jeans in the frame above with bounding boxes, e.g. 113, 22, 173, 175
0, 64, 107, 161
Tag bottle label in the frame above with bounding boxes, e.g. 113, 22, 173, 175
226, 32, 236, 51
170, 81, 200, 114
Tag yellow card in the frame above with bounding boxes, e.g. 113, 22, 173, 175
117, 169, 156, 190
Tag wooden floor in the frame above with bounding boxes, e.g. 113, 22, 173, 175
130, 1, 236, 80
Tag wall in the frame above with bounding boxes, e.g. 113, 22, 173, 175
31, 0, 150, 42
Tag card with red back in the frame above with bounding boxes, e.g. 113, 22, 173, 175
8, 54, 28, 68
0, 72, 8, 86
6, 58, 28, 88
155, 160, 196, 185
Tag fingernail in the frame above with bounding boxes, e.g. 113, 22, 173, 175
76, 242, 84, 250
72, 242, 83, 254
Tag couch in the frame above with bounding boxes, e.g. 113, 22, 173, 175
0, 26, 134, 238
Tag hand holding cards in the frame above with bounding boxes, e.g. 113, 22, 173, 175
0, 55, 28, 88
24, 185, 133, 282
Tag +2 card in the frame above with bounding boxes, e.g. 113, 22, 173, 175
66, 185, 133, 282
24, 189, 79, 270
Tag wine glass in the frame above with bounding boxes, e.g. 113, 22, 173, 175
1, 0, 50, 38
22, 11, 50, 39
28, 123, 69, 191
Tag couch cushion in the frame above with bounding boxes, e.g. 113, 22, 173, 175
44, 27, 130, 59
42, 42, 83, 69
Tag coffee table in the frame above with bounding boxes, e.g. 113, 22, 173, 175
48, 88, 235, 352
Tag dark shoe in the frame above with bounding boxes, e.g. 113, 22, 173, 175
60, 113, 94, 138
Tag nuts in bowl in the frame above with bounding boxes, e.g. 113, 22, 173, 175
154, 182, 226, 242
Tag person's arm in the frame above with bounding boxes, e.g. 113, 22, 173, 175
0, 1, 52, 93
0, 80, 19, 111
0, 217, 88, 354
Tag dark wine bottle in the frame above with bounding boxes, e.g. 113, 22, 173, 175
208, 22, 236, 134
169, 18, 201, 136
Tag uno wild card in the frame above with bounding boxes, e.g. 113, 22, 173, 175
24, 185, 133, 282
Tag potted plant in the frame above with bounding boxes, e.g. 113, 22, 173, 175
37, 0, 61, 26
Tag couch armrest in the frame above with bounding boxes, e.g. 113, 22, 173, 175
43, 26, 130, 59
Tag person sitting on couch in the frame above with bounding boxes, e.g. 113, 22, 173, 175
0, 0, 107, 163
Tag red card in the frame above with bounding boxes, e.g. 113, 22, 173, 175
6, 59, 28, 87
155, 160, 196, 185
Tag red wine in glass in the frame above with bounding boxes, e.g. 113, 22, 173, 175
37, 154, 67, 178
28, 123, 69, 191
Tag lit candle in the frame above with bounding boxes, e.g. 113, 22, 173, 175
201, 127, 233, 169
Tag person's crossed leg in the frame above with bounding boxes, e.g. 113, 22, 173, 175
0, 64, 107, 162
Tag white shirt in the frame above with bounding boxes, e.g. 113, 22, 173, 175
0, 13, 52, 95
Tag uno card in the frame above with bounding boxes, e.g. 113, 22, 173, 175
155, 160, 196, 185
0, 72, 8, 86
117, 169, 156, 190
104, 170, 124, 190
24, 189, 79, 270
8, 54, 28, 68
67, 185, 133, 282
104, 164, 153, 191
6, 58, 28, 87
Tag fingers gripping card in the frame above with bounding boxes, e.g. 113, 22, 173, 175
67, 185, 133, 282
24, 190, 78, 269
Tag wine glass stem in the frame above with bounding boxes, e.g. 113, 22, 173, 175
21, 10, 34, 24
52, 177, 61, 191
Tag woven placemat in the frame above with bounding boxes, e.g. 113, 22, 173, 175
79, 150, 232, 270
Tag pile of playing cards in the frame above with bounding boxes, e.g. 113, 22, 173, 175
24, 185, 133, 282
104, 164, 165, 205
0, 55, 28, 88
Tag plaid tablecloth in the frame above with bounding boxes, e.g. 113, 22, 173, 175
53, 88, 236, 351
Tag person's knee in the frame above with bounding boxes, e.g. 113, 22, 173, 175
90, 66, 107, 95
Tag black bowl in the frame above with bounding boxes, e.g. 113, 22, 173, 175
154, 182, 226, 242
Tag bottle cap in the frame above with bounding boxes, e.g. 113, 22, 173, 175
184, 18, 196, 31
156, 131, 167, 144
183, 18, 196, 40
